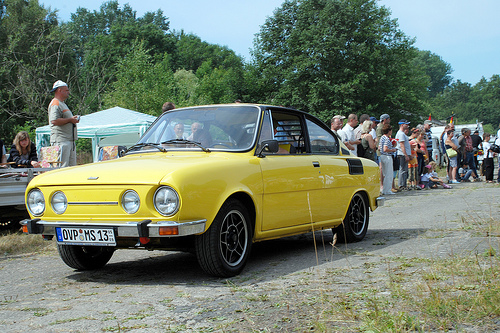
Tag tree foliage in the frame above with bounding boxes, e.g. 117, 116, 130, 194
413, 50, 453, 98
251, 0, 428, 122
0, 0, 74, 137
0, 0, 498, 146
430, 75, 500, 127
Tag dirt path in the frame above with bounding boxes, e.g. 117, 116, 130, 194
0, 182, 499, 332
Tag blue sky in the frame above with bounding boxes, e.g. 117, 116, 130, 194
41, 0, 499, 85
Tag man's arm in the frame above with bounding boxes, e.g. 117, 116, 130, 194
399, 140, 410, 161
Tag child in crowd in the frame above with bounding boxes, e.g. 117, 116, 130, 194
421, 162, 451, 189
408, 128, 421, 190
458, 164, 473, 182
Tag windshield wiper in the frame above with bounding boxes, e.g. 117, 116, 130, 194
161, 139, 211, 152
125, 142, 167, 154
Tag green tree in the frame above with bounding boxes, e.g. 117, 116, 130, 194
103, 40, 175, 115
172, 69, 202, 107
65, 1, 175, 112
413, 50, 453, 98
0, 0, 75, 139
251, 0, 427, 122
429, 75, 500, 129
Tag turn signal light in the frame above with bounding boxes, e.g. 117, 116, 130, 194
159, 226, 179, 235
22, 225, 28, 233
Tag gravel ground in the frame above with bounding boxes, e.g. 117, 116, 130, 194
0, 182, 499, 332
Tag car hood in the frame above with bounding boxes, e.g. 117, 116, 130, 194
30, 153, 237, 186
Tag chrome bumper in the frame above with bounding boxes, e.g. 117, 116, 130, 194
20, 219, 207, 238
376, 196, 385, 207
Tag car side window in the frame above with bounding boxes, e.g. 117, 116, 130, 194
257, 111, 306, 155
307, 119, 339, 154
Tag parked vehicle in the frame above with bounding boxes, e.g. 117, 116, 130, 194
430, 121, 484, 166
0, 167, 53, 230
22, 104, 384, 277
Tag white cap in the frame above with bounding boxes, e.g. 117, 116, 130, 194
50, 80, 68, 93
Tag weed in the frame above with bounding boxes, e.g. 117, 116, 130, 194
0, 232, 55, 255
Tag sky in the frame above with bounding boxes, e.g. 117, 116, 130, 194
40, 0, 499, 85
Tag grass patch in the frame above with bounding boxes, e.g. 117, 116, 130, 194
0, 231, 55, 256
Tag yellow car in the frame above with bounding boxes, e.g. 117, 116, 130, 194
22, 104, 384, 277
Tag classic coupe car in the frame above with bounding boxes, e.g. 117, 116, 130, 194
22, 104, 384, 277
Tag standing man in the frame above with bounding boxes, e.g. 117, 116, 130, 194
396, 119, 411, 191
48, 80, 79, 167
470, 130, 482, 169
458, 128, 480, 181
339, 114, 360, 156
424, 120, 433, 161
330, 115, 345, 138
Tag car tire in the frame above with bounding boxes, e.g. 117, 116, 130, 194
57, 244, 114, 270
332, 192, 369, 243
195, 199, 253, 277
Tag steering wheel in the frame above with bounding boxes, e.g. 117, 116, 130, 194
209, 142, 232, 148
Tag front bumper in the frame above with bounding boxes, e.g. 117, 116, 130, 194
376, 196, 385, 207
20, 219, 207, 238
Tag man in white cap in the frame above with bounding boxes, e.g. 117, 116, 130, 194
48, 80, 79, 167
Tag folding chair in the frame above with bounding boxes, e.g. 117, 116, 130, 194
98, 145, 126, 161
39, 145, 62, 168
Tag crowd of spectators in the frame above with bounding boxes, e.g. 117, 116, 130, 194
332, 113, 500, 195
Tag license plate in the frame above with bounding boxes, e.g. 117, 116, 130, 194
56, 227, 116, 246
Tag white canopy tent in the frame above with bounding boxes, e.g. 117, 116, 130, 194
36, 106, 157, 162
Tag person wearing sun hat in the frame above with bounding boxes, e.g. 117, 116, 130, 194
48, 80, 79, 167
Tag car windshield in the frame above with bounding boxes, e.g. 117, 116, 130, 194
127, 105, 261, 153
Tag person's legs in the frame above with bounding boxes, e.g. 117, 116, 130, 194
381, 155, 393, 194
497, 156, 500, 182
55, 141, 72, 167
398, 155, 408, 188
465, 152, 478, 179
484, 158, 494, 181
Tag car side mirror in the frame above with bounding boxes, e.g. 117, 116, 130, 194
257, 140, 279, 158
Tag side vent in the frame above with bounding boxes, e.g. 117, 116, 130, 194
346, 158, 364, 175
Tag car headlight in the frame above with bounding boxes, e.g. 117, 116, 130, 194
50, 191, 67, 215
154, 186, 179, 216
27, 189, 45, 216
122, 190, 140, 214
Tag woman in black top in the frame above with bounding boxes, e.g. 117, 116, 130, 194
7, 131, 39, 168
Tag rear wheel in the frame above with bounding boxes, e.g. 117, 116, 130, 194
57, 244, 114, 270
195, 199, 252, 277
333, 192, 369, 243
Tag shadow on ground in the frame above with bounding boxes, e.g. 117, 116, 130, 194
64, 227, 427, 286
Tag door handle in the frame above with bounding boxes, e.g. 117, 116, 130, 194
312, 161, 320, 167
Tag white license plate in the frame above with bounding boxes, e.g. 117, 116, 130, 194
56, 227, 116, 246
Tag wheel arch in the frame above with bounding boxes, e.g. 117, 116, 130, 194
226, 191, 256, 236
356, 189, 375, 212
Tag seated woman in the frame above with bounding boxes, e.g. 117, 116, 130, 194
7, 131, 40, 168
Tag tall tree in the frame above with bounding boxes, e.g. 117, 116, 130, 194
65, 1, 175, 111
251, 0, 427, 122
413, 50, 453, 98
103, 40, 175, 116
0, 0, 75, 137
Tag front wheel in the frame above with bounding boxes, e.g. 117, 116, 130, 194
195, 199, 253, 277
333, 192, 369, 243
57, 244, 114, 270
